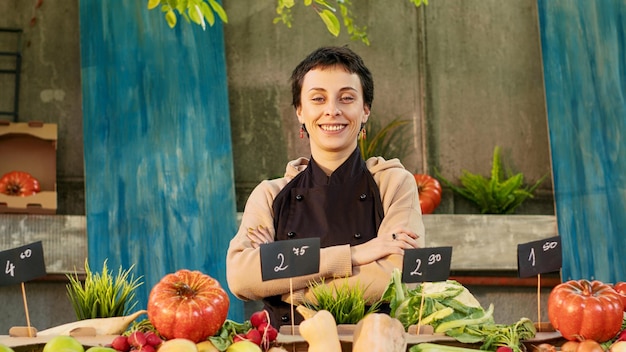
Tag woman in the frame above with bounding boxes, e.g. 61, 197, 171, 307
226, 46, 425, 327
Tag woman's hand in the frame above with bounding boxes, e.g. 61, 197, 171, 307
247, 225, 274, 248
350, 227, 421, 266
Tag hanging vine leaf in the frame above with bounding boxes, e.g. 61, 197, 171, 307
165, 9, 177, 28
188, 4, 206, 29
147, 0, 160, 10
318, 9, 340, 37
208, 0, 228, 23
148, 0, 428, 45
200, 2, 215, 27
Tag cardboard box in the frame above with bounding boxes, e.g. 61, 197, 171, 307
0, 120, 57, 214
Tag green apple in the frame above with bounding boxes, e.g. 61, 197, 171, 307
0, 344, 15, 352
85, 347, 117, 352
42, 336, 85, 352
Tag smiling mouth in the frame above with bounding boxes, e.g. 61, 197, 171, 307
320, 124, 347, 132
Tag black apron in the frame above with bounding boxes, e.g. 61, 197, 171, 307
264, 148, 384, 327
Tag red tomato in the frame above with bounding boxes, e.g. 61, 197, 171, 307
613, 282, 626, 312
548, 280, 623, 342
147, 269, 230, 343
413, 174, 442, 214
0, 171, 41, 196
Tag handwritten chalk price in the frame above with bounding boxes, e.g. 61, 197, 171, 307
402, 246, 452, 283
0, 241, 47, 286
517, 236, 562, 278
260, 238, 320, 281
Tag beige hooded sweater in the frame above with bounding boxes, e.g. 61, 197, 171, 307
226, 155, 425, 307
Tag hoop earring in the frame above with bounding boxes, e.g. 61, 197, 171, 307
360, 124, 366, 140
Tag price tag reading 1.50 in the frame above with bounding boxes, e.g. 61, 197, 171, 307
401, 246, 453, 283
260, 238, 320, 281
517, 236, 562, 278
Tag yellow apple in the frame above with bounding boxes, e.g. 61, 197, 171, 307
196, 340, 220, 352
226, 341, 262, 352
158, 338, 198, 352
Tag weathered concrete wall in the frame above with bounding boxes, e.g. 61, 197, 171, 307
0, 0, 553, 215
0, 0, 84, 215
223, 0, 553, 213
424, 1, 553, 214
222, 1, 426, 210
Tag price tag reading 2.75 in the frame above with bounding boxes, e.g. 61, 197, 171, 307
401, 246, 452, 283
517, 236, 562, 278
260, 238, 320, 281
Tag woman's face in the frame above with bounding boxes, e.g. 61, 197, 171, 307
297, 66, 370, 159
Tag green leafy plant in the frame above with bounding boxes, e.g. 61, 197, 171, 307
436, 146, 547, 214
146, 0, 429, 45
302, 278, 381, 324
147, 0, 228, 29
66, 259, 144, 320
359, 118, 411, 160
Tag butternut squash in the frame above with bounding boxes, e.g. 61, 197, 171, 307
298, 310, 341, 352
352, 313, 407, 352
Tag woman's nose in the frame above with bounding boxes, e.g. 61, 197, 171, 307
325, 101, 341, 116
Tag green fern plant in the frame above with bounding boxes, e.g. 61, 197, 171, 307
359, 118, 411, 160
436, 146, 547, 214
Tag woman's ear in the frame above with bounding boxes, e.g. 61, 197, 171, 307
363, 105, 371, 123
296, 106, 303, 124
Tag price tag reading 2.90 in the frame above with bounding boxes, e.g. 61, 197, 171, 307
517, 236, 562, 278
402, 246, 452, 283
260, 238, 320, 281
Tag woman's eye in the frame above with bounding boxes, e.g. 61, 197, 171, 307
311, 97, 325, 103
341, 96, 355, 103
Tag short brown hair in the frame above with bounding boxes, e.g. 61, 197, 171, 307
290, 46, 374, 110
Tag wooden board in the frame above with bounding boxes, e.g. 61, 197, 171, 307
276, 325, 563, 351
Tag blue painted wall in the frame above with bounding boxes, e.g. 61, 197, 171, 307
537, 0, 626, 282
78, 1, 243, 321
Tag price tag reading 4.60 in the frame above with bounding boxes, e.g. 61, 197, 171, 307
260, 238, 320, 281
0, 241, 47, 286
517, 236, 562, 278
402, 246, 452, 283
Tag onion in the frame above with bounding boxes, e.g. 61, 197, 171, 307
577, 340, 604, 352
560, 341, 580, 352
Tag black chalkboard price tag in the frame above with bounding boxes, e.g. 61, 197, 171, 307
260, 238, 320, 281
0, 241, 47, 286
517, 236, 562, 278
402, 246, 452, 283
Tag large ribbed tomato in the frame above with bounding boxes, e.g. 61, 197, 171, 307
0, 171, 40, 196
147, 269, 230, 343
413, 174, 442, 214
548, 279, 624, 342
614, 282, 626, 312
